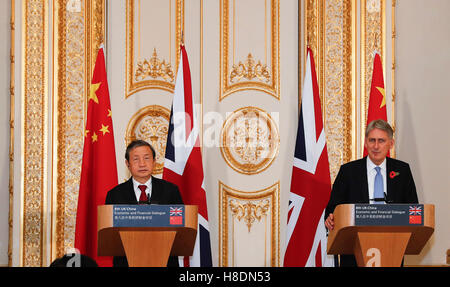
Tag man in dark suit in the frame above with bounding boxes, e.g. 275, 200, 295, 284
105, 139, 183, 267
324, 119, 418, 266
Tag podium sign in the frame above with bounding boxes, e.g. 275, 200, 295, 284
112, 205, 185, 227
354, 204, 424, 226
98, 204, 198, 266
327, 204, 434, 267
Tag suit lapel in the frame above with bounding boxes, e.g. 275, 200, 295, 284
360, 157, 369, 202
386, 157, 394, 202
149, 176, 162, 204
125, 178, 138, 204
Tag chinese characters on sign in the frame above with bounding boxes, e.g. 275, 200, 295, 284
354, 204, 424, 226
112, 205, 185, 227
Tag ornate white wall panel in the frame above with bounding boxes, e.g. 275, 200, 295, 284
8, 0, 416, 267
220, 0, 280, 100
125, 0, 183, 96
219, 181, 280, 266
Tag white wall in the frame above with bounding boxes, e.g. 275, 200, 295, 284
396, 0, 450, 265
0, 0, 11, 266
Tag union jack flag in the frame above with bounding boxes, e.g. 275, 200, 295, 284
170, 207, 183, 216
163, 45, 212, 267
409, 205, 422, 216
283, 48, 333, 267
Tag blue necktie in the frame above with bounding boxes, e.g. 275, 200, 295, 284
374, 166, 384, 203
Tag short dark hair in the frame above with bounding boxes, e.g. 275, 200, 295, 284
125, 139, 156, 161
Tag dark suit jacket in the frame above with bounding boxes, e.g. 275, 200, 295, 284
105, 176, 183, 267
325, 156, 418, 266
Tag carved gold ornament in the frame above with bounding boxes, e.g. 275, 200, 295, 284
135, 48, 175, 83
219, 181, 280, 267
221, 107, 279, 175
126, 105, 171, 174
229, 53, 271, 83
229, 199, 270, 232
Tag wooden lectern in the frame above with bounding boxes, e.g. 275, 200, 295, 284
98, 205, 198, 267
327, 204, 434, 267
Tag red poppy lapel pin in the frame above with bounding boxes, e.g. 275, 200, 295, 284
389, 171, 400, 179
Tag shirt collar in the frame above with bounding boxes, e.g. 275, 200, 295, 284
367, 156, 387, 172
132, 177, 152, 190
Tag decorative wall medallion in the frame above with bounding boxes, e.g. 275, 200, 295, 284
125, 105, 171, 174
220, 107, 279, 175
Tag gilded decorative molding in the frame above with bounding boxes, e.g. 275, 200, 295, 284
361, 0, 385, 151
323, 0, 354, 181
54, 0, 69, 262
53, 0, 105, 261
220, 107, 279, 175
125, 105, 171, 175
305, 0, 324, 103
390, 0, 396, 157
219, 181, 280, 267
8, 0, 15, 267
220, 0, 280, 100
86, 0, 106, 110
22, 0, 48, 267
126, 0, 184, 97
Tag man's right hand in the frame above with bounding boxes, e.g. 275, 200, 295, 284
325, 213, 334, 230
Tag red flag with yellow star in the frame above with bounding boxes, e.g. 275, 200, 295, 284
364, 52, 389, 157
75, 45, 117, 267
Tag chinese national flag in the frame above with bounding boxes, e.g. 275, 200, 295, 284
75, 45, 117, 267
363, 52, 388, 157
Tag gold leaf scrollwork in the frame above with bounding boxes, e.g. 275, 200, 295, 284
135, 48, 175, 82
229, 199, 270, 232
229, 53, 271, 83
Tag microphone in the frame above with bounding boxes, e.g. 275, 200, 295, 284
138, 198, 158, 205
370, 192, 393, 204
138, 195, 151, 205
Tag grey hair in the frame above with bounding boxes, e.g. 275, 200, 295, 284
365, 119, 394, 139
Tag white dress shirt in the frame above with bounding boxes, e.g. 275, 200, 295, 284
366, 157, 387, 204
132, 177, 152, 202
